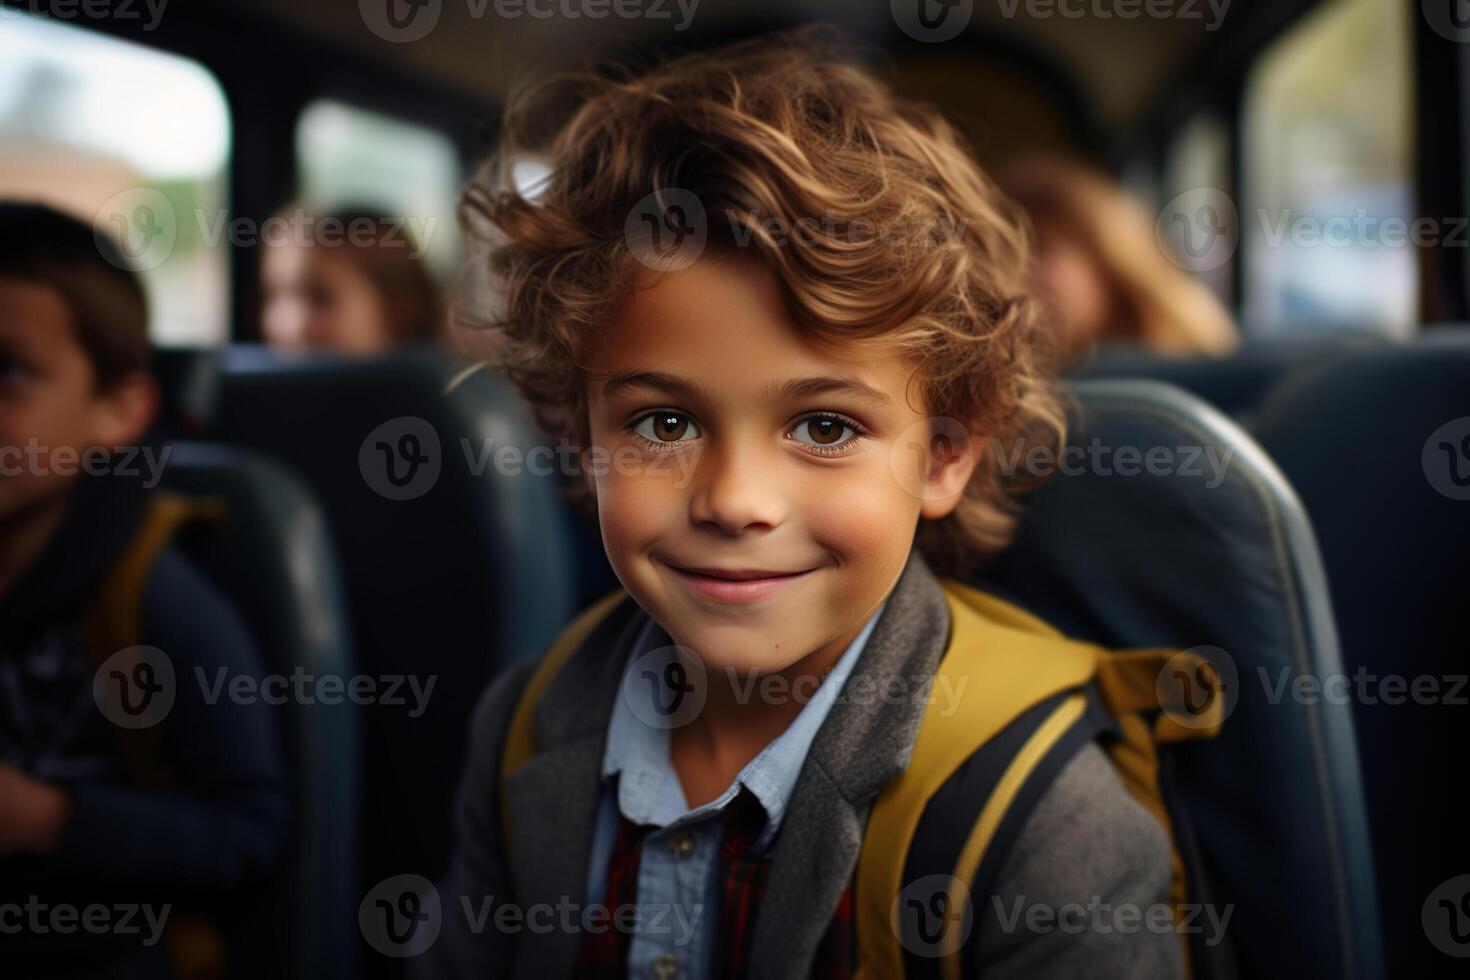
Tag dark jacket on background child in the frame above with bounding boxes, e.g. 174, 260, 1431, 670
0, 470, 288, 979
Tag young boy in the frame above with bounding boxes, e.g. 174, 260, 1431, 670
0, 202, 288, 978
428, 31, 1181, 979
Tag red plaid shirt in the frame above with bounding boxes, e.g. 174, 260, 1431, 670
574, 786, 856, 978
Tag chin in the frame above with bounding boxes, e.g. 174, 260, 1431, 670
653, 606, 819, 678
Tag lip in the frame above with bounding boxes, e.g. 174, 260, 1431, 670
661, 560, 822, 604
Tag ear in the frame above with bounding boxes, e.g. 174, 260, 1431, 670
89, 371, 160, 452
916, 418, 981, 522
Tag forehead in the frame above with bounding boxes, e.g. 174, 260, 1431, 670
588, 254, 915, 403
0, 276, 78, 349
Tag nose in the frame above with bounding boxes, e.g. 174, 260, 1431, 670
688, 441, 787, 536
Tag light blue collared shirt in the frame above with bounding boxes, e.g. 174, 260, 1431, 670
584, 603, 886, 979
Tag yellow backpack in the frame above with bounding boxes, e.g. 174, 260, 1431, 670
83, 492, 231, 980
499, 580, 1226, 979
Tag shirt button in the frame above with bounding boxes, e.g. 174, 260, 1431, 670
652, 953, 679, 979
666, 829, 695, 858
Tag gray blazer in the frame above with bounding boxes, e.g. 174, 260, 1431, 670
418, 553, 1183, 979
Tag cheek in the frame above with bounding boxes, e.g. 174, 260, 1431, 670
791, 454, 920, 568
589, 447, 690, 566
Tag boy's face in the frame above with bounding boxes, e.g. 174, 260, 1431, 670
585, 254, 977, 676
0, 276, 155, 522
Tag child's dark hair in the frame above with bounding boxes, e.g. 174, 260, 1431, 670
459, 27, 1066, 575
0, 200, 150, 387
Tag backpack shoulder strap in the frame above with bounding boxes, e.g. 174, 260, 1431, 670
855, 579, 1104, 980
80, 490, 230, 980
82, 491, 227, 789
83, 491, 225, 665
498, 588, 631, 835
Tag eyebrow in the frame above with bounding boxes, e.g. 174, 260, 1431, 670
600, 370, 892, 407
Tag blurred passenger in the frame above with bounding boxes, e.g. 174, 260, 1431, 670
1002, 155, 1238, 362
0, 202, 287, 979
260, 204, 440, 354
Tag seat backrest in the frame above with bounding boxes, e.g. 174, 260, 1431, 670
975, 379, 1383, 980
208, 344, 577, 909
1253, 331, 1470, 976
160, 441, 356, 980
1075, 333, 1388, 423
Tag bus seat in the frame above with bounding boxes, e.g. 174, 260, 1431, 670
152, 346, 223, 438
975, 379, 1384, 980
208, 344, 577, 919
1253, 332, 1470, 977
160, 441, 356, 980
1074, 333, 1388, 423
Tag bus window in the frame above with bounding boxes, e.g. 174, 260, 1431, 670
1241, 0, 1413, 338
294, 99, 462, 283
1163, 111, 1232, 311
0, 11, 231, 346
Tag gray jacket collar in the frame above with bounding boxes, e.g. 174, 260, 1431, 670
502, 551, 952, 978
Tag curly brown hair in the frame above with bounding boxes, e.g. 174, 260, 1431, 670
458, 27, 1066, 576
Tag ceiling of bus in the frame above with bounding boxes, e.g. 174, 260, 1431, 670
219, 0, 1229, 129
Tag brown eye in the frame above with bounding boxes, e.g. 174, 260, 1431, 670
792, 414, 859, 450
633, 411, 700, 444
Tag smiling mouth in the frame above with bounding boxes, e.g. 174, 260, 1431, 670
660, 559, 823, 604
